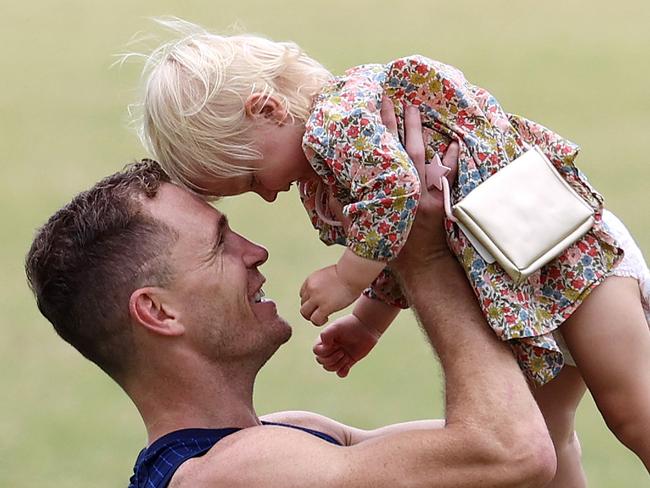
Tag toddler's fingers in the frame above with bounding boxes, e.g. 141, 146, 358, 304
329, 355, 351, 375
321, 357, 346, 372
380, 96, 398, 136
316, 358, 338, 373
315, 355, 329, 368
313, 342, 341, 360
319, 353, 344, 371
300, 300, 318, 322
314, 343, 335, 358
316, 353, 342, 368
317, 350, 345, 368
336, 363, 353, 378
313, 342, 329, 356
313, 338, 330, 352
319, 324, 339, 344
315, 325, 337, 347
310, 309, 329, 327
316, 334, 334, 348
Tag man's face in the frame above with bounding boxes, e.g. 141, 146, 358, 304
145, 183, 291, 365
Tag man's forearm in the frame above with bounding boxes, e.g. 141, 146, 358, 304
403, 255, 539, 424
398, 254, 555, 485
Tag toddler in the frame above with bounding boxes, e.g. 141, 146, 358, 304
136, 21, 650, 480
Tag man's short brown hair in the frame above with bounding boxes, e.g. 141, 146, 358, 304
26, 159, 177, 381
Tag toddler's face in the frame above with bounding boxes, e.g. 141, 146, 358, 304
199, 120, 316, 202
195, 170, 291, 203
248, 120, 316, 202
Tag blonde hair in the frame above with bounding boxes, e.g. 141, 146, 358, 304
134, 18, 332, 191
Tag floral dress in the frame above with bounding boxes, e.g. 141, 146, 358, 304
300, 56, 622, 385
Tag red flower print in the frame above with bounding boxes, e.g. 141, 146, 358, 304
548, 267, 561, 279
571, 279, 585, 289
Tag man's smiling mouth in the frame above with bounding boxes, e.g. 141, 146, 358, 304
252, 289, 268, 303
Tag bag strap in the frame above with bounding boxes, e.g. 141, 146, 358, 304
441, 176, 457, 222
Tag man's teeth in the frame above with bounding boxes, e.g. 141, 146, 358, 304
253, 289, 266, 303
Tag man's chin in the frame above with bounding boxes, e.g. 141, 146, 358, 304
272, 316, 292, 345
250, 299, 292, 336
279, 321, 292, 345
256, 322, 292, 369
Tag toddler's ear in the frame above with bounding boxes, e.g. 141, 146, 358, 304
244, 93, 287, 123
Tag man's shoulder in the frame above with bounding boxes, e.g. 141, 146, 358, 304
169, 415, 348, 488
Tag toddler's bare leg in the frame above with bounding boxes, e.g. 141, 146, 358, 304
534, 366, 587, 487
562, 276, 650, 471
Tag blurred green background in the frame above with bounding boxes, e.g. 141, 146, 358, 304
2, 0, 648, 486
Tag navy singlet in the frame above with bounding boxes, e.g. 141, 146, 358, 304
128, 421, 341, 488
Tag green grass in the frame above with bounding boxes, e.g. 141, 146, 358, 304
1, 1, 648, 486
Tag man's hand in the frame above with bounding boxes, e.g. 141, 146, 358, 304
313, 314, 381, 378
300, 266, 359, 326
380, 100, 460, 278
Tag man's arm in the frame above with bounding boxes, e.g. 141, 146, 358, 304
171, 105, 556, 488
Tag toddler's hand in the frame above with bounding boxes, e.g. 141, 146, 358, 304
300, 266, 359, 326
313, 314, 381, 378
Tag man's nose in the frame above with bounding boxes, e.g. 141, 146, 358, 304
237, 234, 269, 268
246, 240, 269, 268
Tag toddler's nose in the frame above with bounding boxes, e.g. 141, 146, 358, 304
258, 188, 278, 202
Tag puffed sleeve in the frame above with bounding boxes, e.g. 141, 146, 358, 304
363, 268, 410, 309
303, 67, 421, 263
298, 176, 347, 247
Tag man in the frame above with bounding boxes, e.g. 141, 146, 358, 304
25, 114, 555, 487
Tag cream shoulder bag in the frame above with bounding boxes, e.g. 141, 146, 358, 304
430, 146, 595, 285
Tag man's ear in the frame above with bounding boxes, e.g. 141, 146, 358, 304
244, 93, 287, 123
129, 287, 185, 337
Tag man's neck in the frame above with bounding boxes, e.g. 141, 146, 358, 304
128, 357, 261, 445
